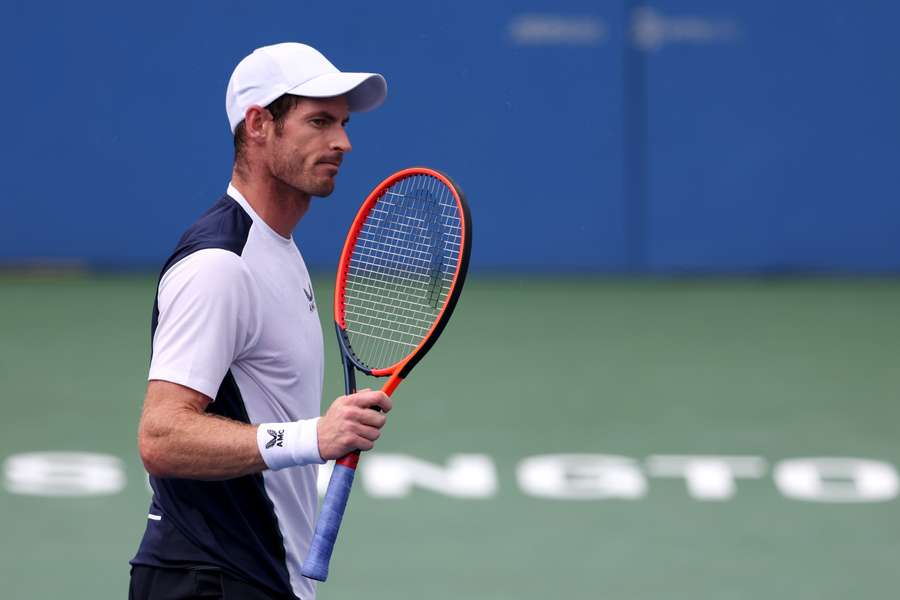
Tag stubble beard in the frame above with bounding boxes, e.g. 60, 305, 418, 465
272, 154, 336, 199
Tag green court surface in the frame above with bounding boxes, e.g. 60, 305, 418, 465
2, 275, 900, 599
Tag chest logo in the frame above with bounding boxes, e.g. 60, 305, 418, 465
303, 285, 316, 312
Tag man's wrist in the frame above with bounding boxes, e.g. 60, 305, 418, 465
256, 418, 325, 470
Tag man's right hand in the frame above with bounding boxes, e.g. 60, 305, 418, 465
316, 389, 392, 460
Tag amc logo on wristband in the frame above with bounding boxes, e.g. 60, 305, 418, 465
265, 429, 285, 449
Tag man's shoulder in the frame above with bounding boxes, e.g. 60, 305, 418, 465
175, 194, 253, 257
160, 195, 253, 279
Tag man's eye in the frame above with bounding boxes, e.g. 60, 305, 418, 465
310, 118, 327, 127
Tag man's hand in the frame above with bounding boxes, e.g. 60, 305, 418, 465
317, 389, 392, 460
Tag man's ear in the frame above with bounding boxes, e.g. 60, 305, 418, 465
243, 105, 272, 144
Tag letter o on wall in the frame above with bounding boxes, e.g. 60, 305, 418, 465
774, 458, 899, 503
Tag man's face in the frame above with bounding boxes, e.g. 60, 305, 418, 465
266, 96, 352, 198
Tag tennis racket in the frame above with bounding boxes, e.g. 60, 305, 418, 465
300, 167, 472, 582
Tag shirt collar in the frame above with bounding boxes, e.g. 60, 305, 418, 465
227, 182, 294, 244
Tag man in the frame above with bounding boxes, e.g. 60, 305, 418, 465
129, 43, 391, 600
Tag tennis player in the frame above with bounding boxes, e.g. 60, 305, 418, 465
129, 43, 391, 600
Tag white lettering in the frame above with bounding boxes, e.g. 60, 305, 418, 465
4, 452, 126, 497
646, 455, 766, 500
774, 458, 899, 503
508, 15, 607, 47
361, 454, 497, 498
632, 7, 741, 52
517, 454, 646, 500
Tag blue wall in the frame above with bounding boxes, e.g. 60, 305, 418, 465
1, 1, 898, 272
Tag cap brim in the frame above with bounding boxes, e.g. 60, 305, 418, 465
286, 72, 387, 112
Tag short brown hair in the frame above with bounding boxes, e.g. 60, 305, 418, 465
233, 94, 305, 166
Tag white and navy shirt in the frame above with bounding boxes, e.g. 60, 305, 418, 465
131, 184, 325, 600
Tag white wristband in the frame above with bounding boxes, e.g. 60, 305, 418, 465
257, 418, 324, 470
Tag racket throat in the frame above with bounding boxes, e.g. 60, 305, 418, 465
342, 358, 357, 395
383, 373, 403, 397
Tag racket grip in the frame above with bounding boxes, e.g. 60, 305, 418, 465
301, 454, 359, 581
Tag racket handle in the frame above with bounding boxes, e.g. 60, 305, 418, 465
301, 452, 360, 581
302, 377, 402, 581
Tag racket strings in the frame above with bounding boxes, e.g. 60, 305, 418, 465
343, 174, 462, 370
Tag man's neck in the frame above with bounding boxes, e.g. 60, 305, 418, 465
231, 169, 311, 238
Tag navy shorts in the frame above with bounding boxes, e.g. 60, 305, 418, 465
129, 565, 295, 600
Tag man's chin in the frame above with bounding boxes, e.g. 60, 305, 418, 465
309, 178, 336, 198
279, 172, 337, 198
310, 187, 335, 199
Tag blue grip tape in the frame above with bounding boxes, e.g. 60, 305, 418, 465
301, 464, 357, 581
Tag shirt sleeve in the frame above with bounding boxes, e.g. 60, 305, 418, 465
148, 248, 258, 399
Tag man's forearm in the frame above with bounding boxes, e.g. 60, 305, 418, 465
138, 380, 392, 480
141, 410, 265, 480
139, 380, 266, 480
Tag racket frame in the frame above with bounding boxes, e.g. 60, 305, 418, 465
333, 166, 472, 381
301, 167, 471, 582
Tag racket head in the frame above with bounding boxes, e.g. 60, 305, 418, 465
334, 167, 471, 378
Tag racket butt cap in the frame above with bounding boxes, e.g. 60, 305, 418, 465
301, 555, 330, 582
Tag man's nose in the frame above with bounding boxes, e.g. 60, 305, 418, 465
331, 127, 352, 153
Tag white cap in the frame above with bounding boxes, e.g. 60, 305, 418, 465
225, 42, 387, 133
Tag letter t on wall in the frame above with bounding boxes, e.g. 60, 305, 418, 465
645, 455, 767, 501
